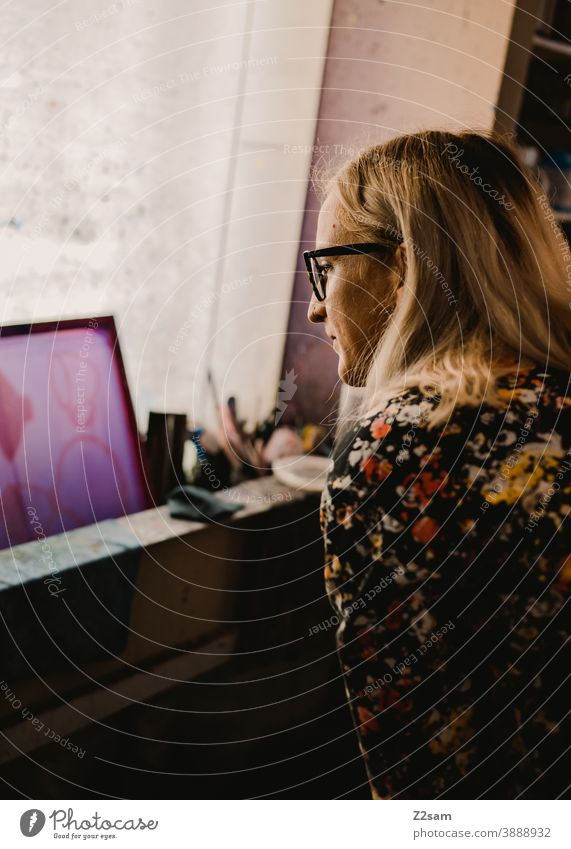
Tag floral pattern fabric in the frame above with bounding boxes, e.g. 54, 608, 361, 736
320, 366, 570, 799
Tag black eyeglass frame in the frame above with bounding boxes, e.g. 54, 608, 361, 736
304, 237, 403, 302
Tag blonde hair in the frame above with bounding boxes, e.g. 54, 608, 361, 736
318, 128, 571, 432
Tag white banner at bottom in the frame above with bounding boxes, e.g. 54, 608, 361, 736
0, 799, 568, 848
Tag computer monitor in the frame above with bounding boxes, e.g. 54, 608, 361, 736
0, 316, 152, 549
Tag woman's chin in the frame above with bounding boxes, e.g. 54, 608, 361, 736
337, 356, 368, 387
337, 357, 356, 386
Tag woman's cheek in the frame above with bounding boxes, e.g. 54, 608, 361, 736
329, 287, 351, 328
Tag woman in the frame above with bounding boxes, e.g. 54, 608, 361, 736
306, 130, 570, 799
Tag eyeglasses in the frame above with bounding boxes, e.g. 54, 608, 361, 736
303, 236, 403, 302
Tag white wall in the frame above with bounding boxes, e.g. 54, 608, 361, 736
0, 0, 333, 432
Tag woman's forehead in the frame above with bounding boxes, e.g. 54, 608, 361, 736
316, 194, 351, 248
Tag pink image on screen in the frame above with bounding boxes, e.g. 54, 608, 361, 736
0, 319, 150, 548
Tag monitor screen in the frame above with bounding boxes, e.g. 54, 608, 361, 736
0, 316, 152, 548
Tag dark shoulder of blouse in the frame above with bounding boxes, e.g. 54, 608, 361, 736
320, 365, 571, 800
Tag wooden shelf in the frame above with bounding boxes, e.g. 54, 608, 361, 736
496, 3, 571, 243
533, 33, 571, 59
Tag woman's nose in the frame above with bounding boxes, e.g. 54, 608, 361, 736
307, 294, 326, 324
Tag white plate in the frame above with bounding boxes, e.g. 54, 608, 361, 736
271, 453, 333, 493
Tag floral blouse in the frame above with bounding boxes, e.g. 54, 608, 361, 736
319, 365, 570, 799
